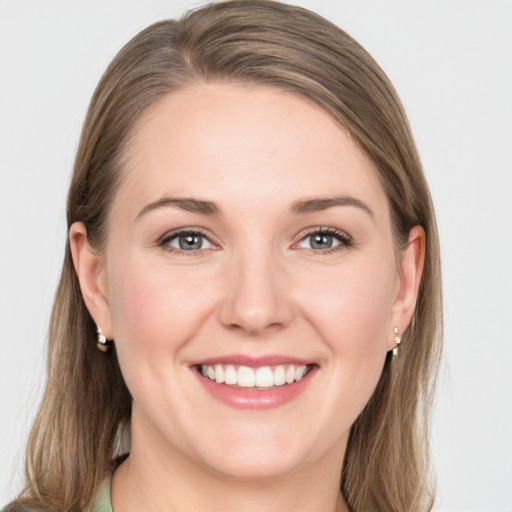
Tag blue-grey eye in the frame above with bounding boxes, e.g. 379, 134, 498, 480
166, 232, 213, 251
179, 234, 202, 250
311, 234, 333, 249
298, 232, 345, 250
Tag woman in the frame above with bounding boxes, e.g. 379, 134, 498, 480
4, 1, 442, 511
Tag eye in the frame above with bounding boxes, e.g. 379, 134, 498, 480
296, 228, 351, 252
161, 230, 215, 252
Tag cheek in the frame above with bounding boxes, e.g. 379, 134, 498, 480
300, 258, 395, 346
296, 254, 396, 418
106, 255, 216, 360
279, 255, 398, 449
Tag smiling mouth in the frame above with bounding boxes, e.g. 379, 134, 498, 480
197, 363, 313, 389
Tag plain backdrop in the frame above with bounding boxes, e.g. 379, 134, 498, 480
1, 1, 511, 510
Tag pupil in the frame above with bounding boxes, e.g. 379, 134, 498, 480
179, 234, 202, 250
311, 234, 332, 249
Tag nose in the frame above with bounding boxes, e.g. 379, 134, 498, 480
218, 249, 294, 336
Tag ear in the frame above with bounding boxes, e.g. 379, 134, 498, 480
387, 225, 426, 350
69, 222, 113, 339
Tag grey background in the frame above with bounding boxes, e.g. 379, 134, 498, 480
1, 1, 511, 510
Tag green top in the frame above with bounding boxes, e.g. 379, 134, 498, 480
1, 478, 112, 512
93, 478, 113, 512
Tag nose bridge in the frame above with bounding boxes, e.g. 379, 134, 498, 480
218, 239, 293, 335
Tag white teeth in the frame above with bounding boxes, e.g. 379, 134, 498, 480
225, 365, 237, 385
255, 367, 274, 388
286, 365, 295, 384
274, 365, 286, 386
200, 363, 310, 388
238, 366, 255, 387
214, 364, 225, 384
295, 365, 307, 381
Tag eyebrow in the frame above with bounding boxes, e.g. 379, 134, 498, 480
136, 197, 221, 220
289, 196, 374, 218
136, 194, 374, 220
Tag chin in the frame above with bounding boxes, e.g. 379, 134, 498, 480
185, 425, 326, 482
203, 450, 308, 482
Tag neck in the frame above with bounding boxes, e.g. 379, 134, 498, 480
111, 424, 349, 512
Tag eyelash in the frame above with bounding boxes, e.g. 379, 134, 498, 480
157, 226, 352, 256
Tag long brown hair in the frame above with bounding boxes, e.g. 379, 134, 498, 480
9, 1, 442, 511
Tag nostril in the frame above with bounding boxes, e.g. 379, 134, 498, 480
226, 320, 286, 337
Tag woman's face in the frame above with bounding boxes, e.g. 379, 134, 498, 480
84, 84, 413, 480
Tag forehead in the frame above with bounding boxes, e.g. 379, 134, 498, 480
117, 83, 388, 221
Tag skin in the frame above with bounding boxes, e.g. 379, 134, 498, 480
70, 83, 425, 512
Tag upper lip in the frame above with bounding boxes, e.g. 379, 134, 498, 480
190, 354, 313, 367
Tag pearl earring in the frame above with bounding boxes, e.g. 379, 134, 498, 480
96, 326, 110, 352
392, 327, 401, 356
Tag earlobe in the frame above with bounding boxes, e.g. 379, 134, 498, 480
69, 222, 113, 338
388, 225, 426, 350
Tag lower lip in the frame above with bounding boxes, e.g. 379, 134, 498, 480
194, 367, 317, 410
